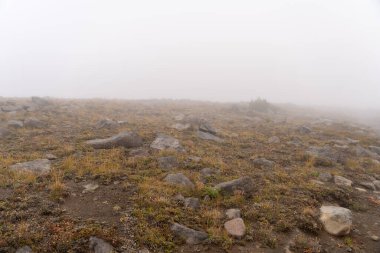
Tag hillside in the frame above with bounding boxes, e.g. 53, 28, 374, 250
1, 98, 380, 253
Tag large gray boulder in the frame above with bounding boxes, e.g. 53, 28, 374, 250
170, 223, 208, 244
89, 236, 114, 253
319, 206, 352, 236
86, 131, 143, 149
164, 173, 194, 189
197, 131, 224, 143
214, 177, 254, 195
150, 134, 184, 151
10, 159, 51, 175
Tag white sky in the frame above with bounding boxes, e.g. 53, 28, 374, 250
0, 0, 380, 108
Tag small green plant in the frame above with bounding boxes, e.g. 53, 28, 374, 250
203, 186, 220, 199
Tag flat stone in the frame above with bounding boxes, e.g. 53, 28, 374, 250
82, 183, 99, 193
334, 175, 352, 187
319, 206, 352, 236
150, 134, 184, 151
89, 236, 114, 253
319, 172, 333, 182
164, 173, 194, 189
184, 197, 200, 210
16, 246, 33, 253
86, 131, 143, 149
199, 122, 217, 135
45, 154, 58, 160
225, 208, 241, 219
355, 187, 367, 192
373, 180, 380, 190
224, 218, 246, 238
7, 120, 23, 128
170, 223, 208, 245
157, 156, 178, 170
268, 136, 280, 144
371, 235, 379, 241
95, 119, 119, 129
251, 158, 275, 169
359, 182, 376, 191
24, 117, 46, 128
171, 123, 191, 131
214, 177, 254, 195
197, 131, 224, 143
10, 159, 51, 175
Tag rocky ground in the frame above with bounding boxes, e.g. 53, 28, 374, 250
1, 97, 380, 253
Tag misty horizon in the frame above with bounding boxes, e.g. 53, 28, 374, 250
1, 0, 380, 109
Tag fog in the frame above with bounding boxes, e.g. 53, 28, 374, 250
1, 0, 380, 109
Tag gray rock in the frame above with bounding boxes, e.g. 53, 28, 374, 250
31, 96, 51, 106
369, 146, 380, 155
1, 105, 23, 112
359, 182, 375, 191
83, 183, 99, 193
199, 122, 217, 135
0, 127, 10, 138
225, 208, 241, 219
45, 154, 58, 160
7, 120, 23, 128
187, 156, 201, 163
355, 146, 380, 160
268, 136, 280, 144
197, 131, 224, 143
297, 125, 312, 134
373, 180, 380, 190
200, 168, 220, 178
24, 117, 46, 128
173, 193, 185, 203
96, 119, 118, 129
86, 131, 143, 149
224, 218, 246, 238
138, 248, 150, 253
164, 173, 194, 189
318, 172, 333, 182
251, 158, 275, 169
16, 246, 33, 253
334, 175, 352, 187
306, 146, 344, 166
89, 236, 114, 253
174, 113, 185, 121
157, 156, 178, 169
129, 148, 149, 157
214, 177, 254, 195
150, 134, 184, 151
184, 197, 200, 210
319, 206, 352, 236
170, 223, 208, 244
171, 123, 191, 131
10, 159, 51, 174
